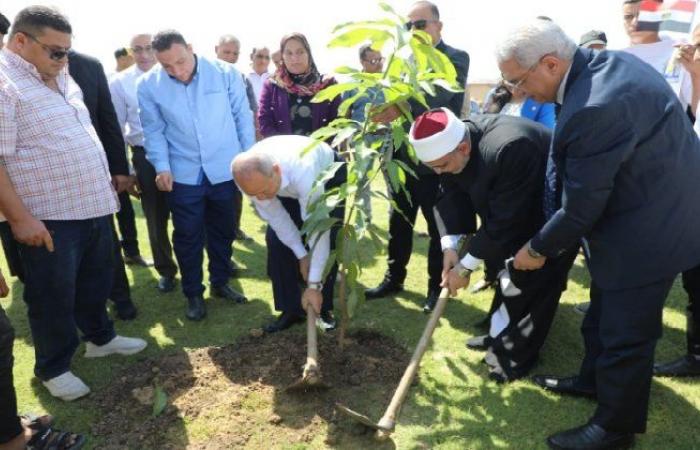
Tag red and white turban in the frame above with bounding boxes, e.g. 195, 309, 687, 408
409, 107, 467, 163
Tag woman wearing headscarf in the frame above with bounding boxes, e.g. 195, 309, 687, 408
256, 33, 342, 334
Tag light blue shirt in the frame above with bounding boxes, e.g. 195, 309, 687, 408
137, 55, 255, 185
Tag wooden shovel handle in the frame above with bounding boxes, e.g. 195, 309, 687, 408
377, 287, 450, 432
306, 305, 318, 366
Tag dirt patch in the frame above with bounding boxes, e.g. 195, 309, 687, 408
91, 329, 410, 449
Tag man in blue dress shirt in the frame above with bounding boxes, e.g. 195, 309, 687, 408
138, 30, 255, 321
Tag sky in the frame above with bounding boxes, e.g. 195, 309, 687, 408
0, 0, 650, 82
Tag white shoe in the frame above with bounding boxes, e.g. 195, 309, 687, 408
42, 371, 90, 401
84, 335, 147, 358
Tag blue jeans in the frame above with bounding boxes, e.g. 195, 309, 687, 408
167, 179, 237, 298
18, 216, 116, 380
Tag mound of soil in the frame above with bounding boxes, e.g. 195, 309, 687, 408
91, 330, 410, 449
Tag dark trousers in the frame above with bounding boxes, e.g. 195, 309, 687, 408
132, 147, 177, 278
109, 217, 131, 305
0, 305, 22, 444
0, 222, 24, 282
116, 191, 140, 257
386, 172, 442, 293
18, 216, 116, 380
167, 179, 237, 298
486, 247, 578, 380
681, 263, 700, 354
234, 189, 243, 235
578, 278, 674, 433
266, 197, 340, 316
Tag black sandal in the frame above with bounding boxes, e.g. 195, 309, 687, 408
26, 426, 85, 450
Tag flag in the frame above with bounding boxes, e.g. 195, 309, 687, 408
660, 0, 697, 33
637, 0, 665, 32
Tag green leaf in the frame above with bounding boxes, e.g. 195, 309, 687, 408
335, 65, 360, 74
312, 82, 362, 103
152, 385, 168, 417
328, 28, 393, 49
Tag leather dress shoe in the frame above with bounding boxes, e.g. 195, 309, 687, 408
114, 301, 138, 321
212, 284, 248, 304
123, 254, 153, 267
186, 295, 206, 321
547, 422, 634, 449
422, 288, 440, 313
654, 354, 700, 377
264, 312, 304, 333
466, 334, 490, 351
365, 277, 403, 300
532, 375, 596, 399
157, 276, 176, 293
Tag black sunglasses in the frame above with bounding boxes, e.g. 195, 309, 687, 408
404, 19, 436, 31
22, 32, 70, 61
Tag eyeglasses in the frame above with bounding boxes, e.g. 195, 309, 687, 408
404, 19, 437, 31
130, 45, 153, 54
501, 55, 548, 91
363, 57, 384, 65
22, 31, 70, 61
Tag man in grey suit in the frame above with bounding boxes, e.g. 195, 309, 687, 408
498, 19, 700, 450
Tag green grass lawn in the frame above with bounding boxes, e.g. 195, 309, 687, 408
2, 178, 699, 449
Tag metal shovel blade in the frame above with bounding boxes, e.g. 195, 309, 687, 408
335, 403, 383, 430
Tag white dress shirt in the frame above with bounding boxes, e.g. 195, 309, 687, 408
109, 64, 146, 147
247, 71, 270, 104
244, 135, 336, 283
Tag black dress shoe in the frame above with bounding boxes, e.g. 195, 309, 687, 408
365, 277, 403, 300
114, 301, 138, 321
654, 354, 700, 377
466, 334, 490, 351
422, 288, 440, 313
264, 312, 304, 333
157, 276, 176, 293
532, 375, 596, 399
547, 423, 634, 450
123, 254, 153, 267
212, 285, 248, 304
186, 295, 206, 321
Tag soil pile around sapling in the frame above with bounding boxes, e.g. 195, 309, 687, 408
91, 329, 410, 449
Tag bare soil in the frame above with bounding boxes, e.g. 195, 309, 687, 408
90, 329, 410, 449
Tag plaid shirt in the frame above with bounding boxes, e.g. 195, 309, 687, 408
0, 48, 118, 221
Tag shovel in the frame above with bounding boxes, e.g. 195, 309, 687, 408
286, 305, 330, 392
336, 287, 450, 435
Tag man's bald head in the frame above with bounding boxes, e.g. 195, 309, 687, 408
232, 152, 281, 200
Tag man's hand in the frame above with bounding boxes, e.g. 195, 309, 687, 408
10, 214, 54, 252
513, 244, 546, 271
111, 175, 130, 194
676, 44, 700, 78
155, 171, 173, 192
302, 287, 323, 315
441, 249, 459, 287
0, 269, 9, 298
370, 104, 402, 124
442, 267, 470, 297
126, 175, 141, 198
298, 255, 310, 283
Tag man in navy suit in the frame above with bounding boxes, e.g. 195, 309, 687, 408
498, 20, 700, 450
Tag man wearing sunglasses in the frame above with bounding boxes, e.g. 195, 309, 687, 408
366, 1, 471, 314
0, 6, 147, 402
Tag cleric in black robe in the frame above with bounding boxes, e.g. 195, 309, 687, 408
409, 108, 577, 382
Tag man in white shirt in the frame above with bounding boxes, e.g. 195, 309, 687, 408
232, 135, 344, 332
110, 33, 178, 293
246, 46, 270, 104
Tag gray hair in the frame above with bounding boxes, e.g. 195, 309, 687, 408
495, 19, 577, 68
218, 34, 240, 47
231, 151, 275, 181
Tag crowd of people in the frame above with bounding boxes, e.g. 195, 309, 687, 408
1, 1, 700, 449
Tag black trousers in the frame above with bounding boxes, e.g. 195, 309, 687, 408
0, 305, 22, 444
386, 172, 442, 293
485, 247, 578, 380
681, 262, 700, 354
578, 278, 674, 433
0, 222, 24, 282
234, 189, 243, 236
132, 146, 178, 278
115, 191, 140, 257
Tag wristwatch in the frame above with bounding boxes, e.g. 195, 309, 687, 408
526, 241, 545, 259
307, 281, 323, 291
454, 263, 472, 278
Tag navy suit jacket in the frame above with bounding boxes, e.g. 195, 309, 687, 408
531, 48, 700, 289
